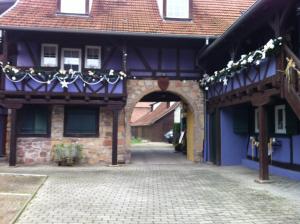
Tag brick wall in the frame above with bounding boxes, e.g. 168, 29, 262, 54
7, 105, 127, 165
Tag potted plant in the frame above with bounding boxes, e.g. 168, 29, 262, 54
53, 143, 83, 166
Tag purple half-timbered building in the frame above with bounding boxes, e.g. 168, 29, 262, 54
0, 0, 254, 166
200, 0, 300, 181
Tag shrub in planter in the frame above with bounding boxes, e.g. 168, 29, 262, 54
53, 143, 83, 166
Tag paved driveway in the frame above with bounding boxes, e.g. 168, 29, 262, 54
1, 143, 300, 224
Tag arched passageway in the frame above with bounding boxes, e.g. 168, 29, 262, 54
124, 79, 204, 163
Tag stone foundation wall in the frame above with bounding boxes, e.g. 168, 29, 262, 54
7, 105, 127, 165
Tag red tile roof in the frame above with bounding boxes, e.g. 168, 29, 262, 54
0, 0, 256, 37
131, 102, 179, 127
135, 102, 153, 108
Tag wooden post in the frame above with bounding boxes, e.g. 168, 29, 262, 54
112, 109, 119, 165
258, 105, 269, 180
9, 108, 17, 166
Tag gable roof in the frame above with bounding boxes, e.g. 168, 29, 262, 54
198, 0, 296, 64
0, 0, 255, 37
131, 102, 179, 127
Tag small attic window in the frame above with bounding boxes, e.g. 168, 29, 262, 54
164, 0, 191, 20
58, 0, 90, 15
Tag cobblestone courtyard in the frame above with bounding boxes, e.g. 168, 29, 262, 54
1, 143, 300, 224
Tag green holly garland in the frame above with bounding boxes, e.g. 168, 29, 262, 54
0, 63, 127, 88
200, 37, 283, 90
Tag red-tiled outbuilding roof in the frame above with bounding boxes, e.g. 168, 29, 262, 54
131, 102, 179, 127
0, 0, 255, 37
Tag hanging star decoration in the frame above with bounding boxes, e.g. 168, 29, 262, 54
223, 77, 228, 86
0, 63, 127, 89
200, 37, 283, 90
60, 79, 69, 88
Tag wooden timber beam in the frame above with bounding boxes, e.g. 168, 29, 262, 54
251, 93, 273, 107
251, 90, 272, 181
24, 41, 38, 66
0, 98, 126, 109
111, 107, 121, 166
257, 105, 269, 181
207, 75, 281, 110
8, 104, 23, 166
208, 88, 279, 110
9, 108, 17, 166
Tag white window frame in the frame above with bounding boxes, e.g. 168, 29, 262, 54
275, 105, 286, 134
165, 0, 190, 19
41, 44, 58, 67
59, 0, 89, 15
254, 108, 259, 133
61, 48, 82, 72
85, 46, 101, 69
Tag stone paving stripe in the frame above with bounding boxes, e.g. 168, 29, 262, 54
0, 193, 31, 196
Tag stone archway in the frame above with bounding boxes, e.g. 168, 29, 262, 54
125, 79, 204, 162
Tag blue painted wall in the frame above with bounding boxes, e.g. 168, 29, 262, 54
247, 137, 292, 163
293, 135, 300, 165
220, 108, 248, 165
204, 113, 210, 162
271, 138, 291, 163
242, 159, 300, 181
208, 57, 277, 99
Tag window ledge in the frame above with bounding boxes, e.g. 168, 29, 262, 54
56, 12, 91, 18
163, 17, 193, 22
63, 133, 99, 138
17, 134, 51, 138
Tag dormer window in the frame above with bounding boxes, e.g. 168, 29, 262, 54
164, 0, 191, 20
57, 0, 90, 15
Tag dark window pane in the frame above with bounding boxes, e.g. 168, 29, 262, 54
18, 106, 49, 135
64, 64, 71, 70
87, 48, 99, 59
65, 107, 99, 136
72, 50, 80, 58
64, 50, 72, 57
44, 46, 56, 58
278, 109, 283, 129
72, 65, 79, 71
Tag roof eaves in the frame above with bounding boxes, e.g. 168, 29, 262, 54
0, 25, 218, 40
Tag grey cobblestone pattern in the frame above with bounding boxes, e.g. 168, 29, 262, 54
0, 143, 299, 224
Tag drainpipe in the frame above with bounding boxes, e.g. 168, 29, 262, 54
196, 36, 216, 70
